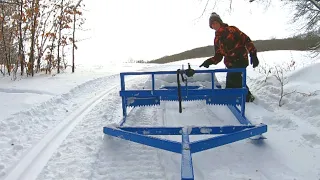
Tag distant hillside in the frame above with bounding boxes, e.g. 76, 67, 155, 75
148, 34, 320, 64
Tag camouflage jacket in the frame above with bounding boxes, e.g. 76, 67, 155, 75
209, 23, 257, 68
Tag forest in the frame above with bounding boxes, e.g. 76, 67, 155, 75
0, 0, 85, 80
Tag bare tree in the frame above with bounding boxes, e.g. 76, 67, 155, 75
1, 0, 87, 79
28, 0, 40, 77
71, 0, 83, 73
35, 1, 55, 73
273, 65, 296, 107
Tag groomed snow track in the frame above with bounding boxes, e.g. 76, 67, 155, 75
3, 84, 120, 180
2, 74, 143, 180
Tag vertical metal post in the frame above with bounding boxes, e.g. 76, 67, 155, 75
177, 69, 182, 113
211, 72, 215, 89
120, 74, 127, 117
241, 69, 246, 117
151, 73, 155, 94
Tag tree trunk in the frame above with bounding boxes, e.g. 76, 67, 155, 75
29, 0, 40, 77
72, 11, 75, 73
71, 0, 83, 73
1, 4, 8, 76
19, 0, 24, 76
57, 0, 64, 74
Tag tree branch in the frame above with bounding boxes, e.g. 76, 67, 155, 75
0, 0, 19, 5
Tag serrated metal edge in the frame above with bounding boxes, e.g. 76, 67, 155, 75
127, 103, 160, 107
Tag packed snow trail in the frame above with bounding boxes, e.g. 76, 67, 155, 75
156, 100, 308, 180
0, 74, 121, 179
36, 85, 124, 180
1, 73, 142, 180
91, 106, 167, 180
3, 80, 121, 180
34, 74, 168, 180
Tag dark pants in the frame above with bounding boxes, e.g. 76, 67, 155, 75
226, 70, 253, 99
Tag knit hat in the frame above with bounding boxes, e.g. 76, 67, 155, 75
209, 12, 223, 28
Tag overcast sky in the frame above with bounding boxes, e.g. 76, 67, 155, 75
76, 0, 299, 64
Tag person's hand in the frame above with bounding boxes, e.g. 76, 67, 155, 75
250, 53, 259, 68
199, 58, 214, 68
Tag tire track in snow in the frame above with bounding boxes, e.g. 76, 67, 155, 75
3, 82, 120, 180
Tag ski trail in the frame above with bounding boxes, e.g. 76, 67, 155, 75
0, 74, 120, 179
91, 106, 167, 180
36, 86, 122, 180
3, 82, 120, 180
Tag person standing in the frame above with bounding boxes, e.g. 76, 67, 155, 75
199, 12, 259, 102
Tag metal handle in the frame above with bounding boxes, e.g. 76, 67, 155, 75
177, 69, 182, 113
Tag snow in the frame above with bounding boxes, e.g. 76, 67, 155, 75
0, 50, 320, 180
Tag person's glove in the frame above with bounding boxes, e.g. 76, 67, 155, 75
199, 58, 214, 68
250, 53, 259, 68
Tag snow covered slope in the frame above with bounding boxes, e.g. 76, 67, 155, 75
0, 50, 319, 180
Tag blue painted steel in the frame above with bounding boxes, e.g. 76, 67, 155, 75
103, 125, 267, 179
241, 70, 247, 115
181, 128, 194, 180
228, 105, 252, 125
120, 68, 247, 76
120, 89, 246, 97
103, 127, 181, 153
189, 124, 267, 153
119, 68, 248, 117
152, 74, 155, 91
118, 125, 256, 135
102, 68, 268, 180
119, 117, 126, 127
126, 96, 160, 107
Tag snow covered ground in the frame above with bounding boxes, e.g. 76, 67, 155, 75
0, 50, 320, 180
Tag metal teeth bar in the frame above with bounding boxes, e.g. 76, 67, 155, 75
127, 102, 238, 107
206, 102, 234, 106
127, 104, 160, 107
160, 96, 205, 101
162, 99, 204, 102
126, 96, 160, 107
125, 95, 242, 107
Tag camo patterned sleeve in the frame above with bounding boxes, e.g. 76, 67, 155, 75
237, 28, 257, 55
210, 38, 223, 65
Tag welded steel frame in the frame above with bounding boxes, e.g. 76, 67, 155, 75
103, 68, 267, 180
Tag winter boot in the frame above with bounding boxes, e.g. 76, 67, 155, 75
246, 94, 255, 102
